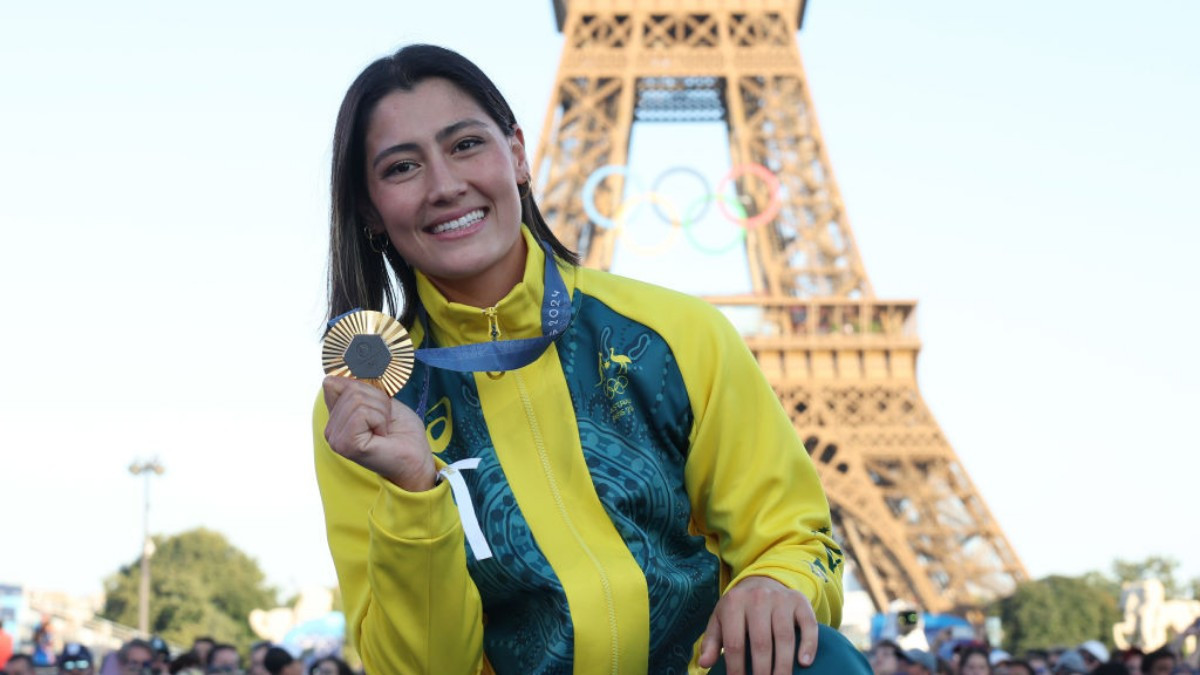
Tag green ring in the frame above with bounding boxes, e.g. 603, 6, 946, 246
681, 193, 748, 255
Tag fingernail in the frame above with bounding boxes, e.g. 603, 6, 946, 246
801, 652, 813, 665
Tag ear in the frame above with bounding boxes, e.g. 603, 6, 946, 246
358, 204, 386, 235
509, 124, 530, 182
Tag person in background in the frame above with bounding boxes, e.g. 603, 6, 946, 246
1138, 648, 1175, 675
246, 642, 270, 675
902, 648, 939, 675
0, 621, 12, 667
4, 654, 37, 675
1026, 650, 1051, 675
57, 642, 94, 675
941, 640, 984, 672
1054, 650, 1090, 675
870, 639, 905, 675
959, 645, 994, 675
188, 639, 214, 668
261, 648, 301, 675
32, 616, 55, 666
205, 644, 241, 674
997, 659, 1036, 675
1079, 641, 1111, 672
306, 656, 353, 675
147, 637, 170, 675
1117, 647, 1143, 675
118, 639, 155, 675
167, 651, 203, 675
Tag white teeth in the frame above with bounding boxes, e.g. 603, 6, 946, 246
430, 209, 485, 234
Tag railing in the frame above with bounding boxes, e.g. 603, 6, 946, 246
702, 296, 920, 342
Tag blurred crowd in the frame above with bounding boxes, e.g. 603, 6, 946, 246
0, 635, 357, 675
869, 626, 1200, 675
4, 618, 1197, 674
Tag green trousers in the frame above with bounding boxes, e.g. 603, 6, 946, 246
708, 623, 873, 674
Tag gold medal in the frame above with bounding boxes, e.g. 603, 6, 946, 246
322, 310, 415, 397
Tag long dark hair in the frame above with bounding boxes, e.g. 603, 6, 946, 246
327, 44, 578, 327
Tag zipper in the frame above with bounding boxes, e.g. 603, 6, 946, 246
483, 306, 504, 380
514, 372, 620, 674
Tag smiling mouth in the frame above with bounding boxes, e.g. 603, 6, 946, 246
428, 209, 486, 235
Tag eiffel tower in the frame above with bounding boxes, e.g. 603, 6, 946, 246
531, 0, 1028, 613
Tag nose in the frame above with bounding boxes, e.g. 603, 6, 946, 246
425, 154, 466, 205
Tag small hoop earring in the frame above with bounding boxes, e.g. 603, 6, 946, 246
518, 180, 532, 200
364, 227, 389, 254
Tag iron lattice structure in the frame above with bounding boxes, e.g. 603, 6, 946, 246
533, 0, 1027, 613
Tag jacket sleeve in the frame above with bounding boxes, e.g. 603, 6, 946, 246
312, 392, 487, 673
675, 303, 845, 627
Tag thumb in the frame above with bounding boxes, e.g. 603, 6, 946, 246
697, 614, 723, 667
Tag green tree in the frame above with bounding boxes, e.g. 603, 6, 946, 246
1112, 556, 1183, 598
101, 528, 277, 649
993, 575, 1121, 656
1079, 570, 1121, 601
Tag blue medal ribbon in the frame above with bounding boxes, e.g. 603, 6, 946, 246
326, 241, 572, 376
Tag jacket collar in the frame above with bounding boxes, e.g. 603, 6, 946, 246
414, 226, 576, 347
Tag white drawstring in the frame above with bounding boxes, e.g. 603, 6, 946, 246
437, 458, 493, 561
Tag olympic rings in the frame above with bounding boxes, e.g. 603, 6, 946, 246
581, 165, 646, 230
651, 166, 712, 225
579, 163, 782, 256
715, 164, 783, 230
612, 192, 683, 257
681, 194, 748, 255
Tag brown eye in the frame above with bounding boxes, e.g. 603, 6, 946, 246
454, 137, 484, 153
385, 160, 417, 177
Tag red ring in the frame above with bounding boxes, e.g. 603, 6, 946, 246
716, 163, 782, 230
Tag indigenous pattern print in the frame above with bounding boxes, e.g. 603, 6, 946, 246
399, 292, 720, 673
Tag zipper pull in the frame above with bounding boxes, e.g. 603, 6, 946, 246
482, 306, 504, 380
482, 306, 501, 341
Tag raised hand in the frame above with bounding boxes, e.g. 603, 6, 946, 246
322, 376, 436, 492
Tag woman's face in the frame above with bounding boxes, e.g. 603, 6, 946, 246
961, 652, 991, 675
364, 77, 529, 306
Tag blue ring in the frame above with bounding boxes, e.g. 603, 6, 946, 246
651, 166, 712, 226
581, 165, 644, 230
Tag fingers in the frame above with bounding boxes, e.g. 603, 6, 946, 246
697, 614, 723, 668
323, 374, 382, 413
721, 613, 747, 675
701, 578, 820, 675
743, 601, 775, 675
323, 376, 392, 451
794, 596, 819, 668
770, 602, 796, 675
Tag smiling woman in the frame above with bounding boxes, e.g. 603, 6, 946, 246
312, 44, 869, 675
326, 44, 577, 329
363, 79, 530, 307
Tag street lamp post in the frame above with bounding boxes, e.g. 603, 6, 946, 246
128, 458, 164, 636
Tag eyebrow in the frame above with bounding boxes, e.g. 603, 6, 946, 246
371, 118, 490, 169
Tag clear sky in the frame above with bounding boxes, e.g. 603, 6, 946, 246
2, 1, 1197, 605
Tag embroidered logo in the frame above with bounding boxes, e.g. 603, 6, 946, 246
595, 328, 652, 420
424, 396, 453, 454
597, 349, 631, 399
